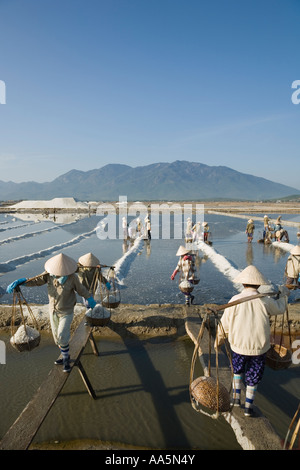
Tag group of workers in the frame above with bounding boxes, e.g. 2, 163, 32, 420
6, 252, 110, 372
185, 219, 210, 243
171, 216, 300, 417
4, 211, 300, 419
247, 214, 290, 244
122, 215, 151, 240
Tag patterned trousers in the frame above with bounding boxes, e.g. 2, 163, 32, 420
231, 352, 266, 386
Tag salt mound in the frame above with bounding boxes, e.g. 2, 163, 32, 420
10, 325, 40, 345
179, 280, 194, 293
11, 197, 89, 210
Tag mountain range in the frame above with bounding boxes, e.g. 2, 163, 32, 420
1, 161, 299, 202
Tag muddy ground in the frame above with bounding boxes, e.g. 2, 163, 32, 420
1, 301, 299, 338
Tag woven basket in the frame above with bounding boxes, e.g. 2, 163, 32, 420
266, 343, 292, 370
190, 278, 200, 285
190, 376, 231, 412
179, 280, 194, 294
102, 295, 120, 309
10, 333, 41, 352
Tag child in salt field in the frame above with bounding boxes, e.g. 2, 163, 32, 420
6, 253, 97, 373
215, 265, 289, 417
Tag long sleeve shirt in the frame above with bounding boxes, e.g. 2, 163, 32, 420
215, 287, 288, 356
25, 272, 91, 315
285, 255, 300, 279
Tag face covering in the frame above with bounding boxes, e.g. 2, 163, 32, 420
52, 275, 68, 285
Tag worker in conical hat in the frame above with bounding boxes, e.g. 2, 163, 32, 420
284, 245, 300, 287
275, 216, 282, 232
215, 265, 289, 417
6, 253, 97, 373
245, 219, 255, 243
77, 252, 111, 296
263, 215, 271, 241
171, 246, 196, 305
202, 221, 210, 243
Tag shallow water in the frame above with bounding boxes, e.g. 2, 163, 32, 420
0, 210, 299, 448
1, 211, 300, 305
0, 332, 242, 449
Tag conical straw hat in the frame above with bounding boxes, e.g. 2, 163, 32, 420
176, 245, 191, 256
233, 265, 270, 285
45, 253, 78, 276
291, 245, 300, 255
78, 252, 100, 267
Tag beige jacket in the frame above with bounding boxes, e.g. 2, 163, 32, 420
176, 255, 196, 280
77, 266, 108, 293
285, 255, 300, 279
215, 287, 288, 356
26, 272, 91, 315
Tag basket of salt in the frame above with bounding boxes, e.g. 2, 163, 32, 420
190, 277, 200, 285
179, 279, 194, 294
101, 268, 121, 309
266, 343, 292, 370
265, 308, 292, 370
102, 294, 120, 309
10, 325, 41, 352
190, 376, 231, 413
85, 304, 111, 326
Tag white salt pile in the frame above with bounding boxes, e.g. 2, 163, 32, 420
179, 280, 194, 292
10, 324, 40, 345
85, 304, 110, 319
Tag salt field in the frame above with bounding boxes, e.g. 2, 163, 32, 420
1, 211, 299, 306
0, 209, 299, 449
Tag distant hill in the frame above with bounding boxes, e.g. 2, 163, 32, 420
0, 161, 299, 201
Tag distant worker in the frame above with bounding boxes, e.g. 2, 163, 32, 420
136, 218, 142, 237
284, 245, 300, 287
276, 227, 289, 243
145, 214, 151, 240
245, 219, 255, 243
203, 222, 210, 243
6, 253, 97, 373
171, 246, 196, 305
186, 217, 193, 240
263, 215, 270, 240
274, 216, 282, 232
122, 216, 128, 240
215, 265, 289, 417
77, 252, 111, 299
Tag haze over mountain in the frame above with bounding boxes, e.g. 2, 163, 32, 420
0, 161, 299, 202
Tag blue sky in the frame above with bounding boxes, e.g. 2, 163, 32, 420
0, 0, 300, 190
